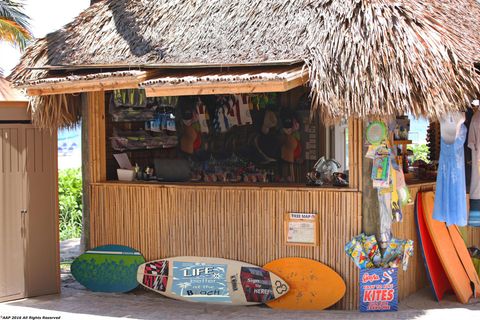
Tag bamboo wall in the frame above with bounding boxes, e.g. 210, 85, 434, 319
392, 182, 435, 300
90, 183, 362, 310
465, 227, 480, 248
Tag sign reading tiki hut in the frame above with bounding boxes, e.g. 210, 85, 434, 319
9, 0, 480, 310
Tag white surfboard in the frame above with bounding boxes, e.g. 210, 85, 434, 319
137, 256, 289, 305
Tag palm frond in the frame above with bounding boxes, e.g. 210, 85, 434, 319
0, 17, 31, 49
0, 0, 30, 30
0, 0, 31, 49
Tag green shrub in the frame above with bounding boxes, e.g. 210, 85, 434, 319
407, 143, 430, 164
59, 168, 83, 241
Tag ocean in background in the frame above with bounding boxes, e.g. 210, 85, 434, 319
58, 125, 81, 169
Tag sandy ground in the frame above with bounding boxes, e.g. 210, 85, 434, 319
1, 240, 480, 320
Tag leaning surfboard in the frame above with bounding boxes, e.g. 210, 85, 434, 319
415, 192, 452, 301
422, 192, 478, 303
263, 257, 346, 310
447, 224, 480, 296
71, 244, 145, 293
137, 256, 289, 305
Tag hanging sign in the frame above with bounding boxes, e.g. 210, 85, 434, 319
284, 212, 319, 246
359, 268, 398, 312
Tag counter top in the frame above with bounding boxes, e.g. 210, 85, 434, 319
405, 179, 436, 188
92, 180, 358, 192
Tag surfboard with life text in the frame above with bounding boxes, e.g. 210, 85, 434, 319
137, 256, 289, 305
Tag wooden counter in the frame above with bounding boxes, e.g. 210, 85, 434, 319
90, 182, 362, 310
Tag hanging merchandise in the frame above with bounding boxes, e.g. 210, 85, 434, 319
196, 98, 210, 134
365, 120, 410, 249
371, 146, 390, 189
113, 89, 147, 108
233, 94, 253, 125
213, 96, 231, 133
468, 107, 480, 227
213, 105, 228, 133
390, 158, 409, 222
395, 166, 410, 208
166, 113, 176, 132
225, 96, 239, 128
433, 113, 468, 226
378, 192, 393, 248
344, 234, 414, 271
366, 121, 388, 145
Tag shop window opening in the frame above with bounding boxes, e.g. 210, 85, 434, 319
105, 88, 350, 188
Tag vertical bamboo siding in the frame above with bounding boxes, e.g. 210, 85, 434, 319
90, 183, 362, 310
348, 118, 363, 190
86, 92, 106, 183
466, 227, 480, 248
391, 183, 434, 300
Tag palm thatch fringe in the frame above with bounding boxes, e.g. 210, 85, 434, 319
29, 94, 81, 129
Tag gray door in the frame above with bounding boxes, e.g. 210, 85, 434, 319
0, 126, 27, 302
0, 124, 58, 302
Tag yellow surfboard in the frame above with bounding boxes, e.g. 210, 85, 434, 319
263, 257, 346, 310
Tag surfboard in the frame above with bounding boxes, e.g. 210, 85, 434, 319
422, 192, 477, 303
447, 225, 480, 296
263, 257, 346, 310
137, 256, 289, 305
414, 192, 452, 301
71, 244, 145, 293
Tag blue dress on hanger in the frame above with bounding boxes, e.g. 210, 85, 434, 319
433, 124, 468, 226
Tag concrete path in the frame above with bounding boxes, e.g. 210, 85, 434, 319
1, 285, 480, 320
1, 239, 479, 319
59, 238, 81, 262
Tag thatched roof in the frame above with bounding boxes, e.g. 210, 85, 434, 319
9, 0, 480, 122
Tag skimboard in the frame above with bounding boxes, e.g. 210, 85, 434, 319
137, 256, 289, 305
415, 192, 452, 301
71, 244, 145, 293
263, 257, 346, 310
422, 192, 478, 303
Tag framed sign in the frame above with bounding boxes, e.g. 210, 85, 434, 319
284, 212, 319, 246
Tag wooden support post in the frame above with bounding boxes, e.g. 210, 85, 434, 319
81, 91, 106, 252
361, 120, 380, 238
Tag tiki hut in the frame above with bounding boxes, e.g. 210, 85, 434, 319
8, 0, 480, 310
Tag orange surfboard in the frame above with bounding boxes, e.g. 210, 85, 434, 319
263, 257, 346, 310
415, 193, 452, 301
447, 225, 480, 296
422, 192, 478, 304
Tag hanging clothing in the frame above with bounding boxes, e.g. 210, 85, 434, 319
468, 111, 480, 227
378, 191, 392, 249
433, 124, 468, 226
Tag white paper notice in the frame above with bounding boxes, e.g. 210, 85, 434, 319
114, 153, 133, 169
287, 221, 315, 244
